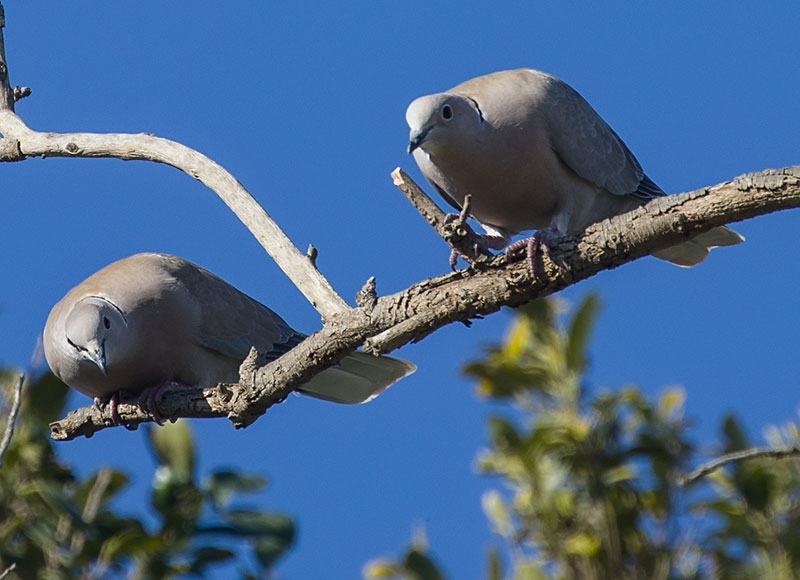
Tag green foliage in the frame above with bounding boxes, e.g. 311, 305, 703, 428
0, 372, 294, 578
368, 295, 800, 580
363, 528, 446, 580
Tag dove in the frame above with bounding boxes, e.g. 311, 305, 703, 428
43, 252, 415, 422
406, 68, 743, 269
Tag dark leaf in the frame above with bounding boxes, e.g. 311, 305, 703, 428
147, 419, 195, 483
189, 546, 235, 573
254, 536, 293, 569
206, 470, 267, 512
722, 415, 750, 452
226, 509, 295, 543
402, 548, 446, 580
566, 293, 600, 372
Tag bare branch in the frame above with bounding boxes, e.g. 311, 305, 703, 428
0, 12, 348, 320
392, 168, 494, 265
49, 165, 800, 440
0, 3, 15, 111
12, 85, 30, 101
680, 445, 800, 486
0, 563, 16, 580
0, 373, 24, 464
0, 115, 350, 320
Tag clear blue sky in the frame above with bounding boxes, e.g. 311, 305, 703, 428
2, 2, 799, 577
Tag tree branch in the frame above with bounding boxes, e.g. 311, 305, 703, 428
49, 165, 800, 439
0, 5, 15, 112
0, 13, 348, 321
0, 373, 23, 464
392, 168, 493, 265
0, 115, 350, 320
680, 445, 800, 486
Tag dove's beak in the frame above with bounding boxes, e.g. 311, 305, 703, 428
87, 341, 108, 376
407, 126, 431, 154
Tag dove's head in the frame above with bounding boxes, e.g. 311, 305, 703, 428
406, 93, 483, 155
64, 296, 129, 377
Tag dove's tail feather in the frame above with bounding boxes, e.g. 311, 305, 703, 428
652, 225, 744, 267
297, 352, 416, 404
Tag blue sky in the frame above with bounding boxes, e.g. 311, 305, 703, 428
2, 1, 799, 577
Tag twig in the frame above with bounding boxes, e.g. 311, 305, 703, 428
0, 373, 24, 465
12, 85, 30, 101
0, 563, 16, 580
0, 4, 14, 111
392, 168, 494, 265
680, 445, 800, 485
0, 9, 348, 321
306, 244, 318, 268
70, 468, 113, 568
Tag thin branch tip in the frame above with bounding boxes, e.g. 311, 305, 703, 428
355, 276, 377, 309
0, 373, 24, 463
305, 244, 318, 267
680, 444, 800, 485
13, 85, 31, 101
457, 194, 472, 226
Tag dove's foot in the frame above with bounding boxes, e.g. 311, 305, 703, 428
93, 381, 186, 428
94, 393, 137, 430
505, 226, 561, 277
138, 381, 186, 426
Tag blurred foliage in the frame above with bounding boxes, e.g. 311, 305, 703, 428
363, 527, 446, 580
0, 371, 293, 579
366, 295, 800, 580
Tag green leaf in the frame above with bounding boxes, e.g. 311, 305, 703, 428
74, 469, 130, 512
225, 509, 295, 542
485, 545, 503, 580
722, 415, 750, 452
189, 546, 235, 573
363, 558, 400, 579
566, 293, 600, 372
513, 562, 547, 580
602, 464, 635, 485
564, 532, 601, 556
12, 372, 70, 436
657, 386, 686, 420
206, 470, 267, 511
254, 535, 293, 569
737, 466, 775, 512
482, 490, 514, 538
515, 299, 555, 334
402, 548, 446, 580
488, 416, 523, 452
703, 499, 746, 517
97, 527, 161, 562
147, 419, 195, 483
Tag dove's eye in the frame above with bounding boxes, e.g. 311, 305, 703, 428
441, 104, 453, 120
103, 316, 111, 330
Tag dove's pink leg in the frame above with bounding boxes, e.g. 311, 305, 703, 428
94, 393, 137, 430
93, 381, 186, 427
137, 381, 186, 426
505, 226, 561, 277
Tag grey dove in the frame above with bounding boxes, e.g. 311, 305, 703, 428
406, 68, 743, 267
44, 252, 415, 412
